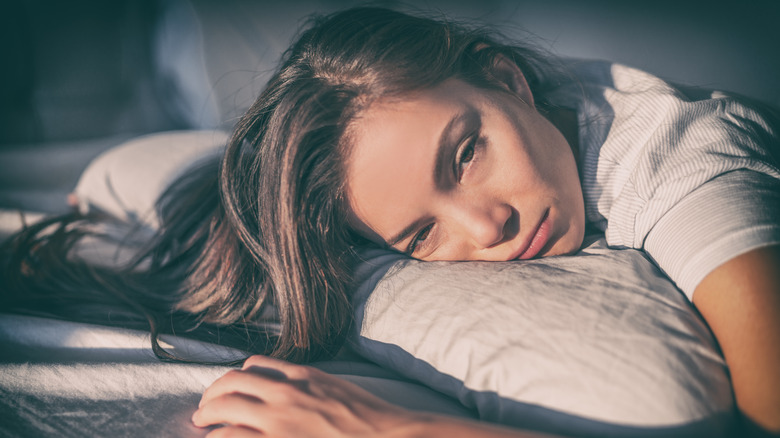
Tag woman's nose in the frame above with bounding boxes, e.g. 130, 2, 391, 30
452, 202, 511, 249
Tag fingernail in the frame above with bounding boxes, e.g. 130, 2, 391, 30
191, 410, 200, 425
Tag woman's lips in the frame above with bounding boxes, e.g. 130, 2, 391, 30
513, 209, 551, 260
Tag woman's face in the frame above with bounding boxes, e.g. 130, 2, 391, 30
345, 78, 585, 261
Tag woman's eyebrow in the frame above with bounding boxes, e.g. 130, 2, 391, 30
386, 216, 429, 250
386, 109, 480, 250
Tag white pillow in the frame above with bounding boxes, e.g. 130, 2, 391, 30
349, 237, 736, 436
72, 130, 228, 231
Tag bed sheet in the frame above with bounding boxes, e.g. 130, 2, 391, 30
0, 313, 474, 438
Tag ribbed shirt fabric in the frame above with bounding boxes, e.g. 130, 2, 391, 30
550, 60, 780, 300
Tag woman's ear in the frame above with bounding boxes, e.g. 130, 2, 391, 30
490, 54, 535, 107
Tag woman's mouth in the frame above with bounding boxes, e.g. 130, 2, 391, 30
513, 209, 551, 260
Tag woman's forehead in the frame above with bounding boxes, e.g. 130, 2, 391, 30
346, 79, 478, 160
345, 102, 441, 239
344, 80, 479, 242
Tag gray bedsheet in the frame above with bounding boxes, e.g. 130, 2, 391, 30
0, 313, 474, 438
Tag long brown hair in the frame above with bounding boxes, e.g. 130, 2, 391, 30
1, 7, 560, 363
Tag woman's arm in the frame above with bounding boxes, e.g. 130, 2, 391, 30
193, 355, 557, 438
693, 244, 780, 434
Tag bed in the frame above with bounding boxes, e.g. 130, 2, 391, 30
2, 1, 778, 437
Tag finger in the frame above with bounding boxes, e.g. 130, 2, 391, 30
200, 368, 306, 409
239, 357, 387, 407
201, 369, 267, 408
241, 355, 321, 380
193, 393, 267, 429
206, 425, 264, 438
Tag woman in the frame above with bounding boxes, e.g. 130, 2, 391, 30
4, 6, 779, 437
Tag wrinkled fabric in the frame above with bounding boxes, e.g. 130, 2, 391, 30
0, 314, 473, 438
555, 60, 780, 298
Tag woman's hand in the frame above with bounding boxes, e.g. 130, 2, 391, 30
193, 355, 552, 438
192, 355, 421, 438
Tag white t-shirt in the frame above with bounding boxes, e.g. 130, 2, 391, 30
550, 60, 780, 299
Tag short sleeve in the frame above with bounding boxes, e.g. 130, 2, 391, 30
564, 62, 780, 301
643, 170, 780, 300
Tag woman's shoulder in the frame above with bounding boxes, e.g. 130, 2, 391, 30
568, 59, 780, 266
557, 58, 779, 160
558, 58, 668, 92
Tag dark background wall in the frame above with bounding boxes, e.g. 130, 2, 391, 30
418, 0, 780, 106
0, 0, 183, 145
0, 0, 778, 146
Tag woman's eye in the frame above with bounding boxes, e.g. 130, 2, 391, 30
409, 224, 433, 255
456, 136, 478, 181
